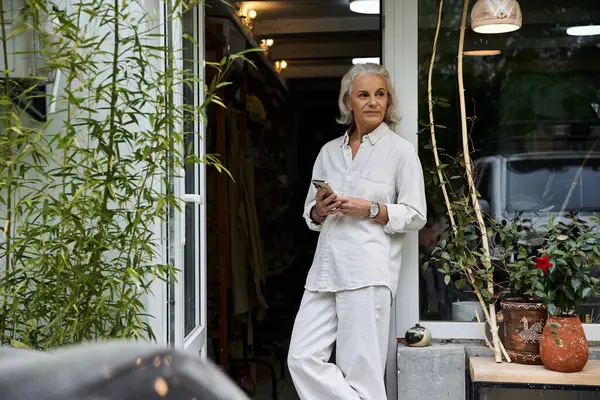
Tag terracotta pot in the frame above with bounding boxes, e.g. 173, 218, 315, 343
501, 298, 547, 365
540, 314, 588, 373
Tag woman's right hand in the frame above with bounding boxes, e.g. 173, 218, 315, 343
315, 189, 341, 216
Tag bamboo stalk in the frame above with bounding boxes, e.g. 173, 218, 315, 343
457, 0, 508, 363
0, 0, 13, 343
427, 0, 457, 234
427, 0, 508, 360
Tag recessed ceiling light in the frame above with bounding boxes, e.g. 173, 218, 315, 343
566, 25, 600, 36
352, 57, 381, 65
349, 0, 380, 15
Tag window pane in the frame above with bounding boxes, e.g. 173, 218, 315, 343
183, 7, 196, 197
418, 0, 600, 322
184, 202, 196, 335
182, 9, 198, 336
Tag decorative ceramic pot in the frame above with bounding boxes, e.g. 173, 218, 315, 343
501, 298, 547, 365
540, 314, 588, 373
405, 323, 432, 347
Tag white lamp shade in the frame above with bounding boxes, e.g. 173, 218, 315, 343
471, 0, 522, 34
349, 0, 380, 15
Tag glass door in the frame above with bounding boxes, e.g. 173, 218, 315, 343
170, 1, 207, 357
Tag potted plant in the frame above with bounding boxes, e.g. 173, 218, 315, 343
494, 219, 548, 365
528, 214, 600, 372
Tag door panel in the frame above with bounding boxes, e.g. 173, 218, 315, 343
170, 2, 207, 357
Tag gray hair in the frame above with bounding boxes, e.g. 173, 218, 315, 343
336, 63, 400, 126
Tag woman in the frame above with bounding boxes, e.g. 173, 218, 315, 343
287, 63, 427, 400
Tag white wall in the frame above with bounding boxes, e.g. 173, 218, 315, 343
383, 1, 419, 398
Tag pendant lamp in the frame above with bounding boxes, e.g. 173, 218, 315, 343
471, 0, 522, 34
463, 38, 502, 56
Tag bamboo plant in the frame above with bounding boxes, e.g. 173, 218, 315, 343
0, 0, 250, 349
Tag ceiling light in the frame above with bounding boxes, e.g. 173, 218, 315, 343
352, 57, 380, 65
349, 0, 380, 15
471, 0, 522, 34
247, 9, 257, 19
463, 49, 502, 56
566, 25, 600, 36
275, 60, 288, 73
260, 39, 274, 54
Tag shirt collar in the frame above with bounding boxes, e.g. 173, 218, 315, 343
341, 122, 389, 147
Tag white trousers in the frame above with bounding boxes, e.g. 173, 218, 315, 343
287, 286, 391, 400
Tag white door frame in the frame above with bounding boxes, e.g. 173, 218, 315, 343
171, 1, 208, 357
383, 0, 419, 399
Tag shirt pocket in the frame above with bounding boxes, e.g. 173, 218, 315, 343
362, 171, 394, 184
359, 171, 395, 202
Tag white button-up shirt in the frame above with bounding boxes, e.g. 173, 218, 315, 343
302, 122, 427, 296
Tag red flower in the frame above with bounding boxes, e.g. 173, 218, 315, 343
535, 255, 553, 274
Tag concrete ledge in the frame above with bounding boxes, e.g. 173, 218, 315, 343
397, 341, 600, 400
397, 342, 466, 400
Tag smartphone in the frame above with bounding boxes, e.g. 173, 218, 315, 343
312, 179, 335, 197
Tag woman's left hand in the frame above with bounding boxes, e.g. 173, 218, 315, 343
337, 196, 371, 217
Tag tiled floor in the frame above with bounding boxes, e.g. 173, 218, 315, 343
253, 368, 300, 400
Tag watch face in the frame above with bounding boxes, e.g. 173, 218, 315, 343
370, 203, 379, 217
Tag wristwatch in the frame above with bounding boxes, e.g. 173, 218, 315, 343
369, 201, 380, 218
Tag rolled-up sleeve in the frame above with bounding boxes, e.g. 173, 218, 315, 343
383, 150, 427, 234
303, 149, 324, 232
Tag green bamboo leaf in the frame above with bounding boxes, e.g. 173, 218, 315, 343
10, 340, 29, 349
211, 98, 226, 108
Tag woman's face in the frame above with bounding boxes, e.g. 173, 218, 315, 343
346, 74, 388, 131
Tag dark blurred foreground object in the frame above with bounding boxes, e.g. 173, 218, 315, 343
0, 341, 250, 400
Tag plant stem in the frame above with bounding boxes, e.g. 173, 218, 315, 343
427, 0, 505, 360
0, 0, 12, 343
427, 0, 457, 234
457, 0, 507, 363
84, 0, 121, 337
427, 0, 503, 360
101, 0, 121, 224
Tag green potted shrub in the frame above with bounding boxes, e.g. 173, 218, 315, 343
532, 214, 600, 372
